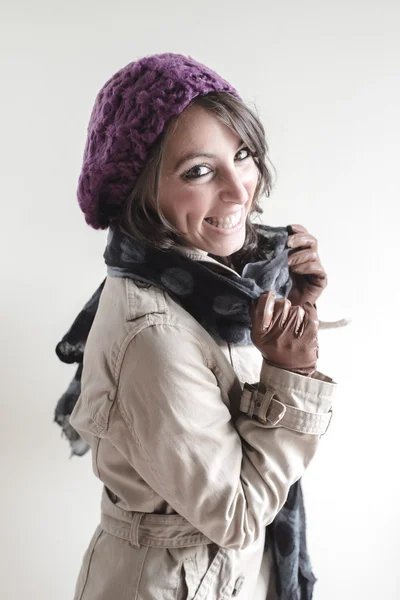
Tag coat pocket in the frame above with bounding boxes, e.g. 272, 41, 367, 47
176, 556, 199, 600
173, 543, 234, 600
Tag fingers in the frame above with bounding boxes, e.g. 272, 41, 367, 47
294, 306, 306, 336
253, 293, 294, 332
288, 250, 327, 281
253, 293, 307, 335
281, 304, 307, 337
289, 261, 327, 278
251, 293, 319, 372
288, 249, 318, 267
262, 292, 275, 331
288, 224, 308, 234
279, 298, 291, 328
287, 232, 317, 251
301, 302, 320, 338
252, 291, 276, 331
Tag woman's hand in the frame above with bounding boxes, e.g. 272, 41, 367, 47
251, 291, 319, 376
286, 224, 328, 307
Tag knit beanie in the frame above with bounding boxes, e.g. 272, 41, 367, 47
77, 53, 241, 230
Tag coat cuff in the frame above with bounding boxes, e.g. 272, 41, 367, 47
239, 362, 337, 436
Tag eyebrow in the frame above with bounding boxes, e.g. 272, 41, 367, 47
173, 139, 245, 172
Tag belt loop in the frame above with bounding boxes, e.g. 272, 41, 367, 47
129, 512, 144, 549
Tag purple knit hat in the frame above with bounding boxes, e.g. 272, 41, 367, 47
77, 53, 241, 229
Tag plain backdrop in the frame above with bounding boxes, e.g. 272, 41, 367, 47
1, 1, 399, 598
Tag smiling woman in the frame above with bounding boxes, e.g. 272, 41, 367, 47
60, 52, 337, 600
114, 91, 274, 258
157, 104, 259, 256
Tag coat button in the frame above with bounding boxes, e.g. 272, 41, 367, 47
135, 280, 151, 289
232, 575, 245, 596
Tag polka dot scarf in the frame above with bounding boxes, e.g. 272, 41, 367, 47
104, 224, 293, 344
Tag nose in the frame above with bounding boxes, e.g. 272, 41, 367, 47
218, 168, 248, 206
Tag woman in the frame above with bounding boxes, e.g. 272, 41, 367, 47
61, 53, 337, 600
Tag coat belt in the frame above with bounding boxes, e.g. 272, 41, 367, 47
100, 486, 214, 549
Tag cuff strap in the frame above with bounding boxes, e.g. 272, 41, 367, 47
241, 383, 333, 436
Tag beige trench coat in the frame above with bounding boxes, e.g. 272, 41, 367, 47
69, 246, 337, 600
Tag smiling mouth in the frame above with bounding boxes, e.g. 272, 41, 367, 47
204, 209, 242, 229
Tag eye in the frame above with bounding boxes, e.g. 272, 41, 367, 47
182, 164, 212, 181
181, 146, 254, 181
235, 146, 253, 161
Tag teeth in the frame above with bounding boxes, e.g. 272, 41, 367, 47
205, 211, 241, 229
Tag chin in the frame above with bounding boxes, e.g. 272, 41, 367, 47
208, 236, 246, 257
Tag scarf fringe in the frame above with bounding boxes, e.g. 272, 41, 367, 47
319, 317, 351, 329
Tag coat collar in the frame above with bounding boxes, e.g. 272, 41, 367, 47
174, 245, 240, 278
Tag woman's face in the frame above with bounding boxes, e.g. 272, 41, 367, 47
158, 104, 259, 256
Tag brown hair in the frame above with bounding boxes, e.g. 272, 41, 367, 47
113, 92, 276, 261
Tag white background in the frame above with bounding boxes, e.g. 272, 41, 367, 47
1, 1, 399, 598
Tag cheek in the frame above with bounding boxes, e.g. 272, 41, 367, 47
179, 203, 206, 231
242, 164, 259, 206
158, 180, 183, 220
248, 163, 260, 191
159, 185, 204, 229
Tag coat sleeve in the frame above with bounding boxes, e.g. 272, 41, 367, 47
107, 323, 336, 551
